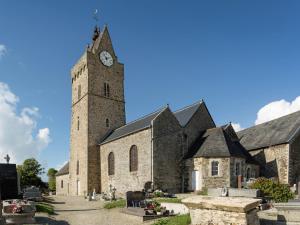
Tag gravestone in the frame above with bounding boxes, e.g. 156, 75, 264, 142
0, 164, 18, 200
126, 191, 145, 207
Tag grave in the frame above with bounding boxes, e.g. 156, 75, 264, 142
273, 202, 300, 224
0, 163, 19, 200
182, 196, 261, 225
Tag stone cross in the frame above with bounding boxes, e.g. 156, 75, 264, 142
4, 154, 10, 164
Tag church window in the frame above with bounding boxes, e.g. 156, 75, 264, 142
246, 167, 251, 180
77, 117, 80, 130
78, 85, 81, 100
104, 82, 110, 97
108, 152, 115, 175
76, 160, 80, 175
106, 118, 110, 128
211, 161, 219, 176
61, 180, 63, 188
235, 162, 241, 176
129, 145, 138, 172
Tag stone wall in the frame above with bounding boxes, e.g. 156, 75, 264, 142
152, 107, 182, 193
249, 144, 289, 184
185, 157, 230, 191
56, 174, 70, 195
100, 129, 152, 196
290, 134, 300, 185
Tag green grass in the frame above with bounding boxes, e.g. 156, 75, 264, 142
154, 198, 182, 203
36, 202, 54, 215
152, 214, 191, 225
103, 199, 126, 209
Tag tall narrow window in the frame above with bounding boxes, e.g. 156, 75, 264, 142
211, 161, 219, 176
108, 152, 115, 175
235, 162, 241, 176
77, 117, 80, 130
61, 180, 64, 188
106, 118, 110, 128
76, 160, 79, 175
78, 84, 81, 100
104, 82, 110, 97
246, 167, 251, 180
129, 145, 138, 172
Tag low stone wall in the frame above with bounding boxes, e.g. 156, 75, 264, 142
207, 188, 261, 198
160, 203, 189, 215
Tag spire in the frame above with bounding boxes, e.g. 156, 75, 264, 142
92, 26, 100, 42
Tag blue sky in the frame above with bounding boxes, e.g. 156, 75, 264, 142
1, 0, 300, 173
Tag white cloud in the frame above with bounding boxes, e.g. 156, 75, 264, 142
0, 45, 7, 59
231, 123, 243, 132
0, 82, 51, 164
255, 96, 300, 125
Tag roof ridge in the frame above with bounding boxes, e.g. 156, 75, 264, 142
113, 105, 168, 131
239, 110, 300, 133
173, 99, 203, 114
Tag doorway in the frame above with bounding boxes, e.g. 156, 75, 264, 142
192, 170, 202, 191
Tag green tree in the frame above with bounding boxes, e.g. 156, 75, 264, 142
47, 168, 57, 191
18, 158, 44, 188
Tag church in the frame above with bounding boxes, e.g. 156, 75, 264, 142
56, 25, 300, 196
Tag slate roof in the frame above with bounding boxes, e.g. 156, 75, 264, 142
237, 110, 300, 151
56, 162, 69, 176
101, 107, 166, 144
174, 101, 203, 126
185, 125, 258, 164
101, 100, 206, 144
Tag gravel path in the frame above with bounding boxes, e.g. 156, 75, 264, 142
35, 196, 152, 225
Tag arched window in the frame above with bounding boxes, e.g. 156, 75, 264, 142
78, 84, 81, 100
106, 118, 110, 128
76, 160, 79, 175
108, 152, 115, 175
129, 145, 138, 172
211, 161, 219, 176
61, 180, 64, 188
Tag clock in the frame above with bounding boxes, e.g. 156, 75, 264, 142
99, 51, 113, 67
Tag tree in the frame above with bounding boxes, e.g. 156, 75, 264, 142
47, 168, 57, 191
18, 158, 44, 188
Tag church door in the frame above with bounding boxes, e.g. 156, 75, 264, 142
192, 170, 202, 191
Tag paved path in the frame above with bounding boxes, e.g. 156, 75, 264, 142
36, 196, 152, 225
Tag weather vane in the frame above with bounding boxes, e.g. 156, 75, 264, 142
93, 9, 99, 23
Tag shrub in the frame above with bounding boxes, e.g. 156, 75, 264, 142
155, 198, 182, 203
249, 177, 294, 202
36, 202, 54, 215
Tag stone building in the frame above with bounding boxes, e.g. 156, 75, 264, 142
55, 162, 69, 195
238, 111, 300, 186
56, 25, 262, 196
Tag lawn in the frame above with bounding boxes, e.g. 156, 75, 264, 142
103, 199, 126, 209
36, 202, 55, 215
152, 214, 191, 225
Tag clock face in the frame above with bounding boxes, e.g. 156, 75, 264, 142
99, 51, 113, 67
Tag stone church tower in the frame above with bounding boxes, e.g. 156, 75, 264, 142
69, 26, 126, 195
